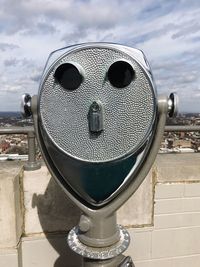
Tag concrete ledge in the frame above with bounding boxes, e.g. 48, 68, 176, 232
23, 166, 81, 235
0, 162, 23, 248
155, 153, 200, 182
21, 234, 82, 267
0, 248, 19, 267
118, 170, 153, 226
23, 166, 153, 236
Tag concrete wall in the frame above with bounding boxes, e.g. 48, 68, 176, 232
0, 154, 200, 266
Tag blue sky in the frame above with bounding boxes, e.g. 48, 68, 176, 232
0, 0, 200, 112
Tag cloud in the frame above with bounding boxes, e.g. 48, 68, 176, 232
22, 21, 57, 36
0, 0, 121, 36
0, 84, 22, 93
139, 0, 179, 21
0, 42, 19, 51
0, 0, 200, 111
29, 68, 43, 82
172, 20, 200, 39
4, 58, 34, 67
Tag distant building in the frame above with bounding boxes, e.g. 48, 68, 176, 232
0, 141, 10, 152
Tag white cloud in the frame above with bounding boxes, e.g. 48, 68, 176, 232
0, 42, 19, 51
0, 0, 200, 111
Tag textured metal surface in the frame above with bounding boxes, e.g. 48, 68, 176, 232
39, 46, 156, 162
67, 225, 130, 260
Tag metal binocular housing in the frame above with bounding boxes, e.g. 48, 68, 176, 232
21, 42, 177, 265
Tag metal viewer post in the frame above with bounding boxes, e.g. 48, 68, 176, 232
21, 42, 178, 266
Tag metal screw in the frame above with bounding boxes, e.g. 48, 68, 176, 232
91, 101, 100, 112
78, 215, 91, 233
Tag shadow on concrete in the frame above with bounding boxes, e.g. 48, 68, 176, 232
32, 177, 82, 267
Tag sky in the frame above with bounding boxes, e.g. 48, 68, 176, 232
0, 0, 200, 112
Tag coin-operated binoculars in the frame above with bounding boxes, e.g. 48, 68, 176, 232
21, 43, 178, 267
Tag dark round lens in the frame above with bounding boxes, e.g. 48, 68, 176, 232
107, 61, 135, 88
54, 63, 83, 90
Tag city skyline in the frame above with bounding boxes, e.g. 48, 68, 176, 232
0, 0, 200, 112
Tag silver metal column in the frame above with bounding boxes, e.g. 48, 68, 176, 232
68, 212, 131, 264
24, 130, 41, 171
